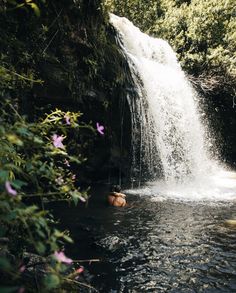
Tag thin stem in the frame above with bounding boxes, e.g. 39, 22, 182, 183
1, 66, 43, 84
42, 30, 59, 54
22, 192, 65, 198
63, 278, 99, 293
72, 259, 100, 263
7, 102, 24, 122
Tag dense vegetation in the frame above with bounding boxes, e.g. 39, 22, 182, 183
0, 0, 110, 291
106, 0, 236, 82
0, 104, 90, 291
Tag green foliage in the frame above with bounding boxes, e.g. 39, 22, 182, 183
2, 0, 44, 16
104, 0, 158, 31
0, 101, 90, 290
0, 0, 131, 288
0, 105, 86, 198
151, 0, 235, 78
106, 0, 236, 82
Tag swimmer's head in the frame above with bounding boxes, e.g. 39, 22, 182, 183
110, 185, 121, 192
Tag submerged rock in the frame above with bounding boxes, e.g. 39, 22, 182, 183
96, 235, 127, 252
224, 219, 236, 228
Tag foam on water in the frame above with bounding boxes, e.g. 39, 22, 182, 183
126, 170, 236, 202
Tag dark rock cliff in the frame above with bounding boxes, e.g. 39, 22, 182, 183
0, 0, 135, 184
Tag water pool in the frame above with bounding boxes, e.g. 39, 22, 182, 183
49, 185, 236, 292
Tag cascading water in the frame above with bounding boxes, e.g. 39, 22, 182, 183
110, 14, 236, 200
110, 14, 213, 183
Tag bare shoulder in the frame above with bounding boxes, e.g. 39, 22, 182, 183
116, 192, 126, 198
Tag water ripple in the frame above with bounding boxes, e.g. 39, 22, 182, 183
93, 197, 236, 292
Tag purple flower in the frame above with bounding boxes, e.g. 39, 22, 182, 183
76, 266, 84, 274
5, 181, 17, 196
75, 266, 84, 279
79, 196, 86, 203
65, 115, 71, 125
64, 159, 70, 167
54, 251, 73, 264
19, 265, 26, 273
96, 122, 104, 135
52, 134, 65, 149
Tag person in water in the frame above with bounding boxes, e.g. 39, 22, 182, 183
108, 185, 126, 207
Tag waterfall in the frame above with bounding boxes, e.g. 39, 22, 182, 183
110, 14, 217, 184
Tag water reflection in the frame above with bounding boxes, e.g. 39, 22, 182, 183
49, 187, 236, 292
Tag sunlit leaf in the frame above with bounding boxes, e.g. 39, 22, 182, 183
11, 179, 28, 189
6, 134, 23, 146
44, 274, 60, 289
28, 3, 41, 17
35, 241, 46, 254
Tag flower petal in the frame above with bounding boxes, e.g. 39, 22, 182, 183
54, 251, 73, 264
96, 122, 105, 135
5, 181, 17, 196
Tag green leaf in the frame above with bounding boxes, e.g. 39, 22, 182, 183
36, 229, 46, 238
0, 287, 19, 293
0, 201, 11, 212
16, 127, 31, 136
28, 3, 41, 17
63, 234, 73, 243
33, 136, 44, 144
70, 191, 79, 205
0, 257, 11, 271
0, 126, 5, 135
68, 156, 81, 164
5, 211, 17, 221
25, 162, 33, 172
35, 242, 46, 254
0, 227, 7, 237
44, 274, 60, 289
6, 134, 23, 146
11, 179, 27, 189
70, 190, 84, 205
0, 170, 9, 182
7, 0, 17, 5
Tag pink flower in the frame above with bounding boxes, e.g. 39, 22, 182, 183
19, 265, 26, 273
64, 159, 70, 167
79, 195, 86, 203
54, 251, 73, 264
75, 266, 84, 279
18, 288, 25, 293
5, 181, 17, 196
71, 174, 76, 181
76, 266, 84, 274
52, 134, 65, 149
65, 115, 71, 125
96, 122, 104, 135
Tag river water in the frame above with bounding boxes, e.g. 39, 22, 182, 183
50, 184, 236, 292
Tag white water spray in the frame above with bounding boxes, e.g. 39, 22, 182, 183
110, 14, 236, 201
110, 14, 214, 182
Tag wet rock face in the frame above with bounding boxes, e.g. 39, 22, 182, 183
201, 90, 236, 167
34, 3, 134, 183
0, 0, 134, 182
